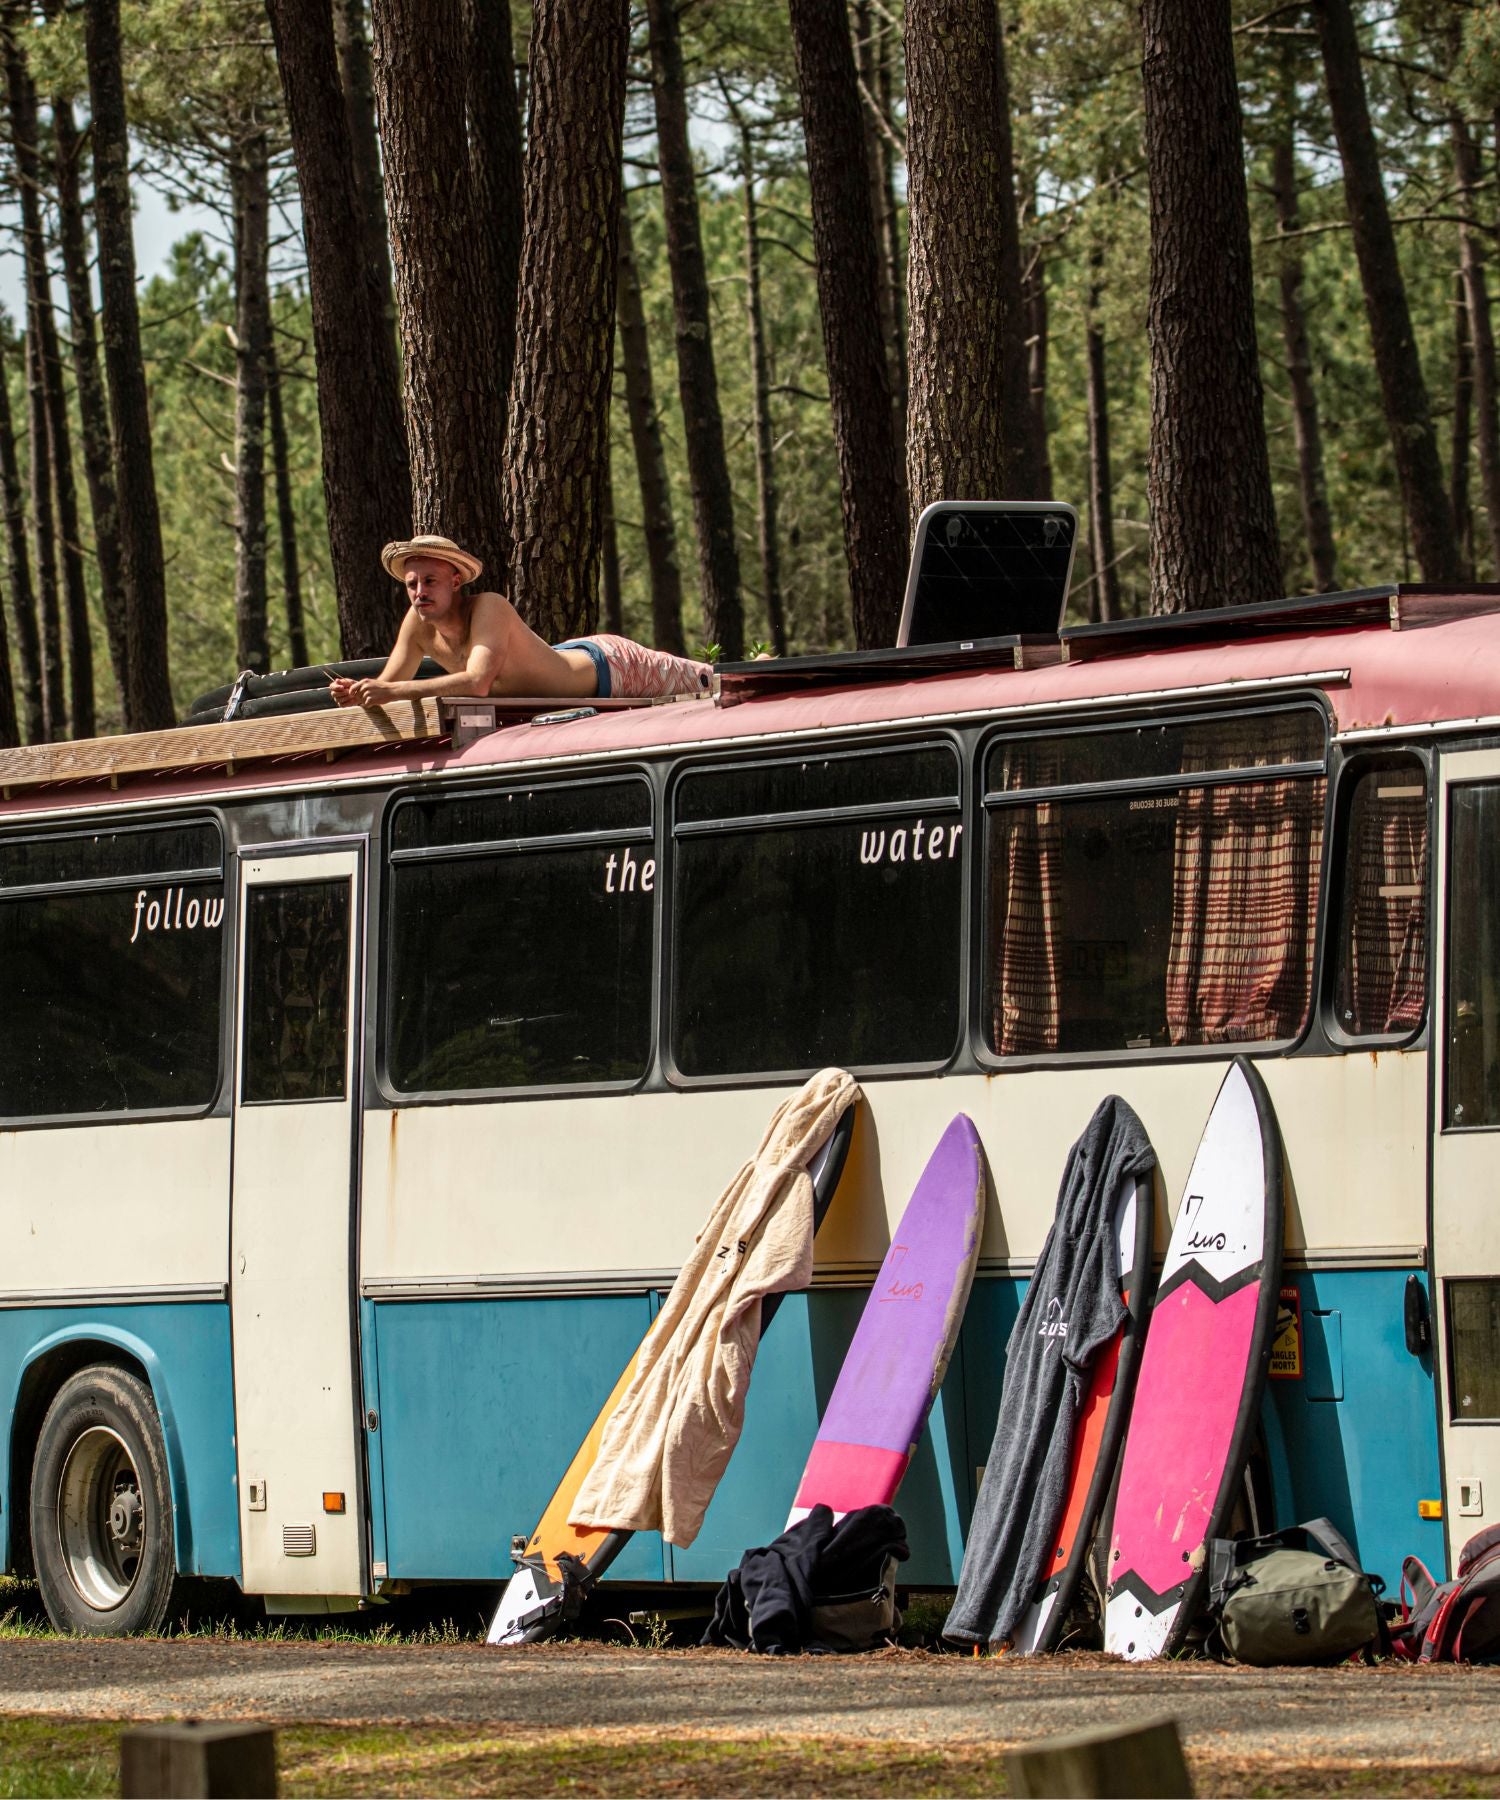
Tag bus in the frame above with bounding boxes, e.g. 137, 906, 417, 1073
0, 577, 1491, 1636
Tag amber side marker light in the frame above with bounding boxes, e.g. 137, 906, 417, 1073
323, 1492, 347, 1514
1418, 1499, 1443, 1520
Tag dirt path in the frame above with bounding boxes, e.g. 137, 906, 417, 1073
0, 1640, 1495, 1780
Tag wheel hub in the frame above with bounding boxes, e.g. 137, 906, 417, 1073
56, 1426, 145, 1613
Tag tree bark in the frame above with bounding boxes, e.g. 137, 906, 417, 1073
0, 336, 41, 743
1271, 82, 1337, 593
266, 0, 412, 657
1141, 0, 1281, 612
1455, 115, 1500, 579
46, 330, 94, 741
371, 0, 512, 587
788, 0, 907, 647
1085, 265, 1119, 624
0, 529, 14, 744
616, 194, 687, 655
645, 0, 742, 658
1453, 272, 1474, 579
331, 0, 396, 333
85, 0, 174, 727
601, 467, 623, 635
266, 339, 308, 668
738, 128, 786, 656
25, 327, 63, 739
231, 129, 271, 674
464, 0, 525, 411
904, 0, 1007, 524
993, 5, 1039, 498
503, 0, 627, 642
1314, 0, 1458, 583
853, 0, 906, 466
51, 83, 127, 714
1026, 244, 1053, 501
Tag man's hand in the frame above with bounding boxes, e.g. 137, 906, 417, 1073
329, 676, 395, 707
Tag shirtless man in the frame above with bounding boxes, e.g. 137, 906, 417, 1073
328, 535, 713, 707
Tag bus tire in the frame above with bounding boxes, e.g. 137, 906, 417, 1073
30, 1365, 179, 1636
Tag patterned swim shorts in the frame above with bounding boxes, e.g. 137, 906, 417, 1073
554, 634, 714, 701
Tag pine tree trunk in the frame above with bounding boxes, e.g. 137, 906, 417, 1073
266, 0, 412, 657
645, 0, 742, 658
616, 194, 687, 656
0, 547, 14, 745
601, 470, 623, 636
1085, 267, 1119, 624
25, 327, 63, 739
85, 0, 174, 727
231, 130, 271, 674
993, 6, 1038, 498
503, 0, 627, 642
1453, 274, 1475, 579
1314, 0, 1458, 582
0, 338, 41, 743
52, 84, 127, 715
853, 0, 906, 466
1141, 0, 1281, 612
788, 0, 906, 647
1272, 87, 1338, 593
1455, 116, 1500, 579
904, 0, 1007, 523
331, 0, 396, 332
739, 128, 786, 656
266, 340, 308, 668
46, 327, 94, 741
1026, 243, 1053, 501
464, 0, 524, 412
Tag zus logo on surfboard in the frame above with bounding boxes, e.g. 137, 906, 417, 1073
1037, 1296, 1068, 1342
1182, 1195, 1228, 1254
877, 1244, 924, 1303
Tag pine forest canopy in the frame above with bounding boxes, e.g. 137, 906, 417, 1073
0, 0, 1493, 747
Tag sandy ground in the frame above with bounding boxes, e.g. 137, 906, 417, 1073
0, 1641, 1495, 1776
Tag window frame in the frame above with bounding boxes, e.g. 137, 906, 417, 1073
662, 733, 970, 1089
0, 809, 229, 1129
377, 768, 660, 1106
969, 699, 1332, 1072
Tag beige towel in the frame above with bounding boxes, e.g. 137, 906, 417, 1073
569, 1067, 860, 1548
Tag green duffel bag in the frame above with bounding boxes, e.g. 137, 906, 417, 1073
1206, 1517, 1383, 1665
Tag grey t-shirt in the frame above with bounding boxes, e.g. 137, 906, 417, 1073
944, 1095, 1156, 1646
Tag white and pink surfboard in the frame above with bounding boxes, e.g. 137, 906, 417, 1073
1104, 1058, 1284, 1661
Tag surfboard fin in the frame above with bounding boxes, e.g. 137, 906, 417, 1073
487, 1550, 597, 1646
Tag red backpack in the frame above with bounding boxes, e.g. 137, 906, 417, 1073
1391, 1525, 1500, 1663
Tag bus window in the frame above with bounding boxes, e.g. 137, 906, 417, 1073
1448, 1279, 1500, 1422
1445, 783, 1500, 1128
0, 819, 225, 1119
982, 708, 1326, 1056
242, 880, 351, 1103
385, 776, 654, 1094
671, 744, 963, 1077
1332, 760, 1428, 1041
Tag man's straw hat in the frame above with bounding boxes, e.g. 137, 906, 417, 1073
381, 534, 484, 586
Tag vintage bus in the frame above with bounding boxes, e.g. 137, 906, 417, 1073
0, 576, 1492, 1635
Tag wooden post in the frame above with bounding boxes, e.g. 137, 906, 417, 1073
1005, 1717, 1192, 1799
120, 1722, 277, 1798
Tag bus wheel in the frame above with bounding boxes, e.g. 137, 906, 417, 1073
30, 1366, 178, 1636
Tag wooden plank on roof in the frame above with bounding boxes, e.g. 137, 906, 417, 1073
0, 698, 445, 793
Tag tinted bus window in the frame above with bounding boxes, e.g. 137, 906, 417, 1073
671, 746, 963, 1076
0, 823, 225, 1118
1333, 761, 1428, 1040
983, 710, 1326, 1055
242, 881, 351, 1103
1445, 783, 1500, 1128
386, 779, 654, 1093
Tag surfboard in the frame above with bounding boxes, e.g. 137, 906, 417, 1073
1009, 1163, 1155, 1655
787, 1113, 985, 1524
487, 1100, 857, 1645
1103, 1057, 1284, 1661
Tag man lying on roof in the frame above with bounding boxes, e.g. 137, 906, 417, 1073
328, 534, 713, 708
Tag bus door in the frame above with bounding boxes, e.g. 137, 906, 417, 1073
1433, 750, 1500, 1557
229, 847, 367, 1600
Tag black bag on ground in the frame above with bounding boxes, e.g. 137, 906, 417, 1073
1206, 1516, 1382, 1665
702, 1504, 908, 1654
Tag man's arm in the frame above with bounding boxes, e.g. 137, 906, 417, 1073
330, 594, 507, 706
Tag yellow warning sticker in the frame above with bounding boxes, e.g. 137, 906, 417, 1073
1270, 1285, 1302, 1379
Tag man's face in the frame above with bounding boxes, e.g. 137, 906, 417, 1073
402, 556, 463, 621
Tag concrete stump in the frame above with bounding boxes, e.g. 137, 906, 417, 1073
1005, 1716, 1192, 1798
120, 1721, 277, 1798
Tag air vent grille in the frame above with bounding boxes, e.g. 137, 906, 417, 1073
282, 1523, 316, 1557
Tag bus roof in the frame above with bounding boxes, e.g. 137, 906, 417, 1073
3, 584, 1499, 820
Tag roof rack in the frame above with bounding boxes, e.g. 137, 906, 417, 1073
717, 634, 1061, 702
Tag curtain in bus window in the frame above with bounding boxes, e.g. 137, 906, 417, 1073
1165, 726, 1325, 1045
1338, 772, 1427, 1036
988, 744, 1062, 1054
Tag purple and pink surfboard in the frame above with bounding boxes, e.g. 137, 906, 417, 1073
1104, 1057, 1284, 1660
788, 1114, 985, 1523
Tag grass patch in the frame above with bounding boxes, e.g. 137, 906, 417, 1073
1, 1719, 1497, 1798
